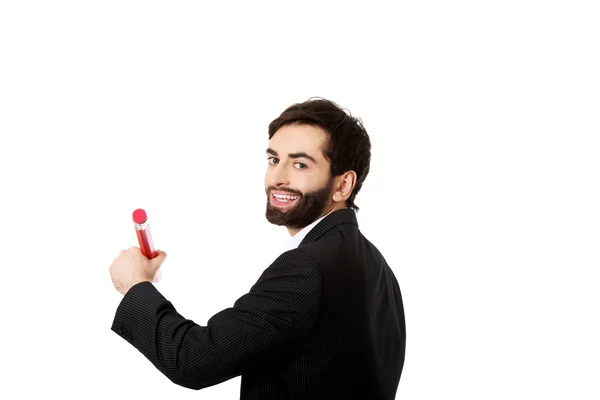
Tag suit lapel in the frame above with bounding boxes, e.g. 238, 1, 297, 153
298, 208, 359, 247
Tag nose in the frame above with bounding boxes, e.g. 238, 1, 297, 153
267, 163, 290, 187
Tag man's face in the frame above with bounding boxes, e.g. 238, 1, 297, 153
265, 124, 334, 231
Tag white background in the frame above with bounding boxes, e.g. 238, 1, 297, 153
1, 1, 598, 399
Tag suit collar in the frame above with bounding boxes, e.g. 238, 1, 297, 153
284, 213, 328, 251
299, 207, 358, 247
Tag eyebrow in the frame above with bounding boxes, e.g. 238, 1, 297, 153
266, 148, 318, 164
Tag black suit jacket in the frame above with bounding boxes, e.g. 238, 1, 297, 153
112, 208, 406, 399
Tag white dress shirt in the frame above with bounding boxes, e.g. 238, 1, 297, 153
282, 209, 350, 253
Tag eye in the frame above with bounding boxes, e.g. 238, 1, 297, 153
294, 162, 307, 170
267, 157, 279, 165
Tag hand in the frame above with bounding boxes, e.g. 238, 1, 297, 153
109, 246, 167, 295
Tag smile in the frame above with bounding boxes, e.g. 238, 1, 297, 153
271, 192, 300, 206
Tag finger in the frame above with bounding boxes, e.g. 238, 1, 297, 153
151, 250, 167, 267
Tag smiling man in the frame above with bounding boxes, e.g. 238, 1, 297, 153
109, 98, 406, 399
265, 124, 340, 235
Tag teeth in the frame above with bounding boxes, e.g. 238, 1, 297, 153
273, 193, 299, 201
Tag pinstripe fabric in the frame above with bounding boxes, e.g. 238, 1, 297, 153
112, 208, 406, 399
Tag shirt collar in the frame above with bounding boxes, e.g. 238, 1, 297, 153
283, 213, 328, 252
283, 208, 352, 252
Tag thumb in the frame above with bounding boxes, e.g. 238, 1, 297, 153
150, 250, 167, 269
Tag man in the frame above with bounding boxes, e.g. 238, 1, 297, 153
109, 98, 406, 399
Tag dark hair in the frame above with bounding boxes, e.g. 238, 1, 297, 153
268, 97, 371, 211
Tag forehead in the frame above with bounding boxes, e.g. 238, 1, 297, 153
269, 124, 328, 157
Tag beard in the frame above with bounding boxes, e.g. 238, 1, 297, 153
265, 177, 334, 230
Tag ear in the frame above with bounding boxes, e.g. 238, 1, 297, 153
332, 171, 357, 203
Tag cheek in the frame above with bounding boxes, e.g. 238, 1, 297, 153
292, 178, 312, 195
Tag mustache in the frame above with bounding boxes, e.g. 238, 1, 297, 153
266, 187, 303, 196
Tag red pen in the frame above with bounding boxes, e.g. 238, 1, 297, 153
133, 208, 161, 282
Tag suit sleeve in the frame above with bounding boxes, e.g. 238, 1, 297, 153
111, 250, 322, 390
